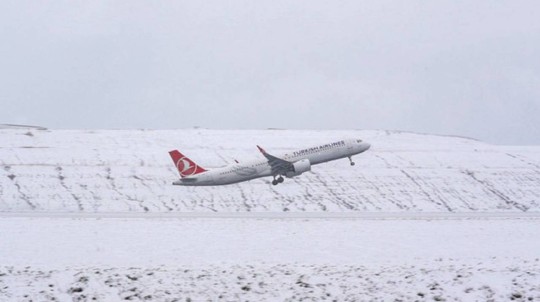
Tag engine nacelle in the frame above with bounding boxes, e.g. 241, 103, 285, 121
285, 159, 311, 178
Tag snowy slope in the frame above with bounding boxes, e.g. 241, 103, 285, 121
1, 128, 539, 212
2, 128, 540, 301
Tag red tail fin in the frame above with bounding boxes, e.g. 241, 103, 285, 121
168, 150, 207, 178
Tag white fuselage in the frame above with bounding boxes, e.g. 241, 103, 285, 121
173, 138, 370, 186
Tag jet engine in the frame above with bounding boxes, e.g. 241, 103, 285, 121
285, 159, 311, 178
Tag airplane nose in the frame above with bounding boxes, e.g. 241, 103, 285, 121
362, 142, 371, 151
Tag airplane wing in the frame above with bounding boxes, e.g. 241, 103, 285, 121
257, 145, 293, 176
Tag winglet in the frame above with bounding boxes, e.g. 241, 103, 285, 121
257, 145, 266, 154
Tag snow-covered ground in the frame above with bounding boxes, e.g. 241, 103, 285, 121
1, 128, 540, 301
1, 217, 540, 301
3, 259, 539, 301
1, 128, 539, 213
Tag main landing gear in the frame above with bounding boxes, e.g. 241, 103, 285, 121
348, 156, 355, 166
272, 175, 284, 186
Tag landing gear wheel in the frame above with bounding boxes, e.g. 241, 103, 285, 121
272, 179, 278, 186
277, 176, 284, 183
348, 156, 355, 166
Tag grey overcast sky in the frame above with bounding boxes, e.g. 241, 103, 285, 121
1, 1, 539, 144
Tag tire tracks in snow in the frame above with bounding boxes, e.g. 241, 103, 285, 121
311, 172, 356, 211
506, 153, 540, 170
400, 169, 453, 212
105, 167, 138, 211
56, 166, 83, 211
3, 165, 35, 210
463, 170, 528, 212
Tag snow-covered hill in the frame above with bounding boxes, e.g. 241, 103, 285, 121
2, 128, 540, 301
1, 128, 539, 212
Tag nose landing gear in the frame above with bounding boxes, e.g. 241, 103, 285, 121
348, 156, 355, 166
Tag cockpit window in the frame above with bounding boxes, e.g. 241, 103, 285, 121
356, 139, 362, 143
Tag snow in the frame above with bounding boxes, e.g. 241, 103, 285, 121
1, 218, 539, 267
1, 129, 540, 301
1, 128, 539, 213
2, 260, 539, 301
1, 217, 539, 301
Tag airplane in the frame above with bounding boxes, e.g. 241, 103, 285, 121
168, 138, 371, 186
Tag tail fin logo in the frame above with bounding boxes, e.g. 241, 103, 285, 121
177, 157, 197, 176
169, 150, 207, 178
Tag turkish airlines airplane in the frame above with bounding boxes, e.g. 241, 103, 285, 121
169, 138, 371, 186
